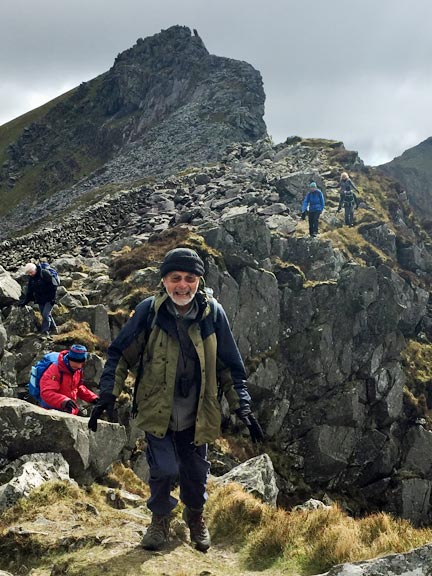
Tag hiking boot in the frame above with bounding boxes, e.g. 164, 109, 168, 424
141, 514, 171, 550
40, 332, 52, 339
182, 507, 211, 552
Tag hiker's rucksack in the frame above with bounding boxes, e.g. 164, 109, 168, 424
40, 262, 61, 286
28, 351, 60, 406
343, 189, 354, 205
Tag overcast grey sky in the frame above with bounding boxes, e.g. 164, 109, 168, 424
1, 0, 431, 166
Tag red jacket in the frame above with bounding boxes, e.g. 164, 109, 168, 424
40, 350, 98, 415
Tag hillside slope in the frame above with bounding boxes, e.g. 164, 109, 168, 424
379, 137, 432, 226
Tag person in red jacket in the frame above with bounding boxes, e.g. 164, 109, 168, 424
40, 344, 98, 414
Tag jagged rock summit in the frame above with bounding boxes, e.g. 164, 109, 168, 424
0, 25, 266, 239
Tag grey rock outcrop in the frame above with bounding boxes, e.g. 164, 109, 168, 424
1, 136, 432, 526
0, 452, 72, 512
0, 25, 266, 239
213, 453, 278, 506
0, 398, 127, 484
318, 543, 432, 576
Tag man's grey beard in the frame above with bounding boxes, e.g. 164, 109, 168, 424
167, 287, 198, 307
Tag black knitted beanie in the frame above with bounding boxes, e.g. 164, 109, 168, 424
160, 248, 205, 277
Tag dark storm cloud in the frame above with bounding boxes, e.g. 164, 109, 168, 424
2, 0, 432, 165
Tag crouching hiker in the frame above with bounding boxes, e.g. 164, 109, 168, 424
39, 344, 98, 414
89, 247, 264, 552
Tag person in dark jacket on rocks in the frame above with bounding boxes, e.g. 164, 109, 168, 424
89, 247, 264, 552
40, 344, 98, 414
301, 181, 325, 237
19, 262, 58, 335
337, 182, 360, 227
339, 171, 359, 195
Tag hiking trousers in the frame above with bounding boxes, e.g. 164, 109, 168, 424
38, 302, 57, 333
308, 210, 321, 236
145, 426, 210, 516
344, 203, 355, 226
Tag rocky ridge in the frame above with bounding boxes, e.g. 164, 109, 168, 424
2, 135, 432, 518
0, 137, 360, 267
1, 137, 432, 574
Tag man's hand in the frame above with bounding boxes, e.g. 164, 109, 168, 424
301, 212, 307, 220
61, 399, 78, 413
88, 393, 116, 432
235, 406, 265, 443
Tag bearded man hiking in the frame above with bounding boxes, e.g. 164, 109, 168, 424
89, 247, 264, 552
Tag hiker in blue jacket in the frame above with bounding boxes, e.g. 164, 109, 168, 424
88, 247, 264, 553
18, 262, 58, 335
301, 181, 325, 237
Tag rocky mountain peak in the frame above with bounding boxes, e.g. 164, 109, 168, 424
0, 25, 266, 239
99, 25, 210, 122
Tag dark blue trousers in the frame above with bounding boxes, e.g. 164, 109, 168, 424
308, 210, 321, 236
38, 302, 57, 333
145, 427, 210, 516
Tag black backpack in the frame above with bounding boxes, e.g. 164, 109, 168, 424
344, 189, 354, 204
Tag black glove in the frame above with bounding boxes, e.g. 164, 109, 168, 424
301, 211, 307, 220
88, 392, 116, 432
61, 399, 78, 413
235, 406, 265, 443
337, 208, 341, 213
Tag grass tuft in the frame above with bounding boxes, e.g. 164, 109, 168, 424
207, 483, 266, 545
54, 320, 109, 352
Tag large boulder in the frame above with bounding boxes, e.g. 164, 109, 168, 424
0, 398, 127, 484
212, 453, 278, 506
69, 304, 111, 342
0, 266, 22, 306
0, 452, 72, 512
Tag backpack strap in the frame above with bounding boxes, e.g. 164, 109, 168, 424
209, 297, 219, 324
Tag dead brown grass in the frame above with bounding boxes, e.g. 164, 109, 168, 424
109, 226, 221, 281
1, 475, 432, 576
103, 462, 150, 499
206, 483, 432, 574
54, 320, 109, 352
